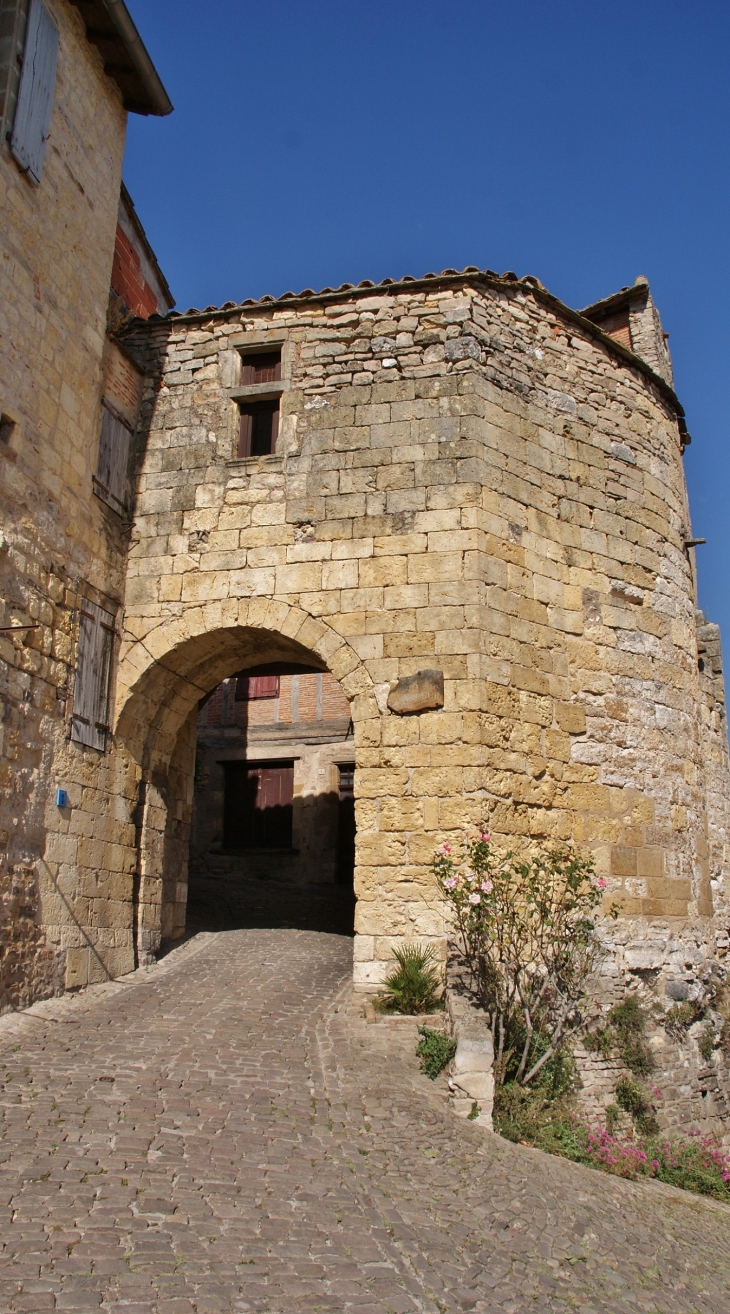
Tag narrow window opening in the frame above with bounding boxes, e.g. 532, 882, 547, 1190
336, 763, 356, 886
240, 351, 281, 385
0, 413, 16, 444
238, 400, 279, 458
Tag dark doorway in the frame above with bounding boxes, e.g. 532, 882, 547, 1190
186, 667, 356, 937
223, 760, 294, 850
336, 763, 356, 885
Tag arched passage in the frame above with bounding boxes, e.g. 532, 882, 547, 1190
114, 608, 379, 964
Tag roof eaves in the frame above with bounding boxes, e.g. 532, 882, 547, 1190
580, 282, 648, 322
70, 0, 172, 116
141, 266, 688, 439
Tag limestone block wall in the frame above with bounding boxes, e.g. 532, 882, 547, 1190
0, 0, 130, 1004
114, 267, 730, 988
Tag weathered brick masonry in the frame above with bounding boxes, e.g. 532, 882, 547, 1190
114, 268, 730, 989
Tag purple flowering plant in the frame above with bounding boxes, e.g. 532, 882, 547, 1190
576, 1125, 730, 1201
432, 831, 617, 1090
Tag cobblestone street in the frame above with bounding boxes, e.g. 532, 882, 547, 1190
0, 927, 729, 1314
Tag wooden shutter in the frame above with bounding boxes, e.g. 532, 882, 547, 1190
238, 402, 279, 458
71, 600, 115, 751
10, 0, 58, 185
240, 352, 281, 385
94, 401, 131, 514
235, 674, 279, 701
238, 408, 252, 458
224, 761, 293, 849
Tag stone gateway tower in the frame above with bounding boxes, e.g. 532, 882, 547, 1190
98, 266, 730, 991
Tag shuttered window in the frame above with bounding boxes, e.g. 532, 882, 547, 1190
238, 402, 279, 458
223, 761, 294, 849
240, 352, 282, 385
9, 0, 58, 185
235, 674, 280, 701
0, 1, 29, 140
71, 600, 115, 752
94, 401, 131, 515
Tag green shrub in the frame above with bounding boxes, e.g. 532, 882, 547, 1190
416, 1026, 456, 1079
585, 994, 654, 1077
496, 1092, 730, 1205
494, 1081, 584, 1158
698, 1024, 716, 1063
664, 999, 703, 1040
615, 1074, 658, 1136
375, 943, 443, 1015
648, 1132, 730, 1202
607, 995, 654, 1076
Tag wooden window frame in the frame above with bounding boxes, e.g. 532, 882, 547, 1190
238, 400, 279, 459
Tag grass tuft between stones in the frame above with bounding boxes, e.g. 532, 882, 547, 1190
416, 1026, 456, 1080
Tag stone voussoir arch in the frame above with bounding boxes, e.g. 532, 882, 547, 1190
112, 597, 380, 963
115, 596, 378, 763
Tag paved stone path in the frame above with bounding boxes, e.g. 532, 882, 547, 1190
0, 929, 729, 1314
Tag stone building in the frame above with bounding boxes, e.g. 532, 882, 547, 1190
1, 8, 729, 1018
0, 0, 170, 1006
108, 265, 730, 997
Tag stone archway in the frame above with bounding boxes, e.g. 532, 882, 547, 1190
114, 604, 379, 964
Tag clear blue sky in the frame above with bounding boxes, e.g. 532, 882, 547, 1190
124, 1, 730, 641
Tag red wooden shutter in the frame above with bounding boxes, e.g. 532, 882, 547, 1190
223, 761, 293, 849
238, 409, 252, 457
235, 674, 280, 700
250, 675, 279, 699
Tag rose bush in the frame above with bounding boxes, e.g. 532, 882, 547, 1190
432, 832, 616, 1089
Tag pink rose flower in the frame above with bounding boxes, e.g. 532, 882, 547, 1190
596, 877, 607, 889
480, 880, 493, 894
438, 843, 452, 855
468, 892, 481, 905
479, 832, 491, 842
443, 875, 459, 891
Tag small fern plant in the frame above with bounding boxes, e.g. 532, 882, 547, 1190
375, 943, 443, 1015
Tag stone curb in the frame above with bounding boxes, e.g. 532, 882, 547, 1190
446, 988, 494, 1127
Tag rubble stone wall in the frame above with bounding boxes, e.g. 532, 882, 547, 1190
114, 270, 730, 988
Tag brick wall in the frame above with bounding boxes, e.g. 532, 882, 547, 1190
111, 224, 159, 319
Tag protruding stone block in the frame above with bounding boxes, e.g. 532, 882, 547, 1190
387, 669, 444, 715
